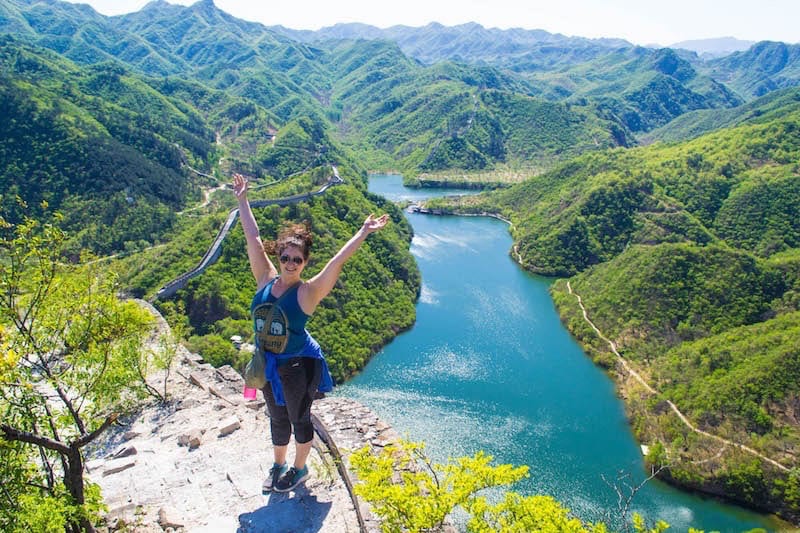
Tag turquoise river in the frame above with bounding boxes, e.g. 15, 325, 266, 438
335, 174, 791, 532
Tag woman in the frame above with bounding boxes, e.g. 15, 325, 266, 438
233, 172, 389, 493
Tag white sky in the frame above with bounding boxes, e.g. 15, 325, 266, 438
67, 0, 799, 46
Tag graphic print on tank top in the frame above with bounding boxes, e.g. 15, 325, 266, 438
253, 302, 290, 354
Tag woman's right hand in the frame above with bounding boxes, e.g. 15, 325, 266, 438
232, 173, 248, 199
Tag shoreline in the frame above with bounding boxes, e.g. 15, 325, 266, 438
408, 207, 798, 530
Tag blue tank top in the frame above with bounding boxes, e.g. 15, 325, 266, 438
250, 277, 334, 406
251, 279, 310, 355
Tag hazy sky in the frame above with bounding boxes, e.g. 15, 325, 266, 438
67, 0, 799, 46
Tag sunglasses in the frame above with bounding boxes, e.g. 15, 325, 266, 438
279, 254, 304, 265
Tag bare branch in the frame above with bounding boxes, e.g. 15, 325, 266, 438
73, 413, 118, 449
1, 424, 70, 455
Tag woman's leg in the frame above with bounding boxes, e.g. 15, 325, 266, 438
277, 357, 322, 469
262, 383, 291, 464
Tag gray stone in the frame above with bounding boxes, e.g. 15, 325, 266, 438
218, 416, 241, 437
244, 399, 266, 410
103, 457, 136, 476
183, 352, 205, 365
111, 444, 137, 459
158, 507, 185, 529
189, 372, 207, 390
178, 428, 203, 449
215, 365, 243, 383
86, 458, 105, 472
123, 430, 141, 441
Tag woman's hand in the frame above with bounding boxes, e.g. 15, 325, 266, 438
361, 213, 390, 235
232, 173, 248, 199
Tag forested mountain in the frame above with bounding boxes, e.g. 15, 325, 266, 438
271, 21, 762, 134
0, 39, 215, 255
2, 0, 800, 524
703, 41, 800, 98
643, 86, 800, 143
528, 47, 743, 132
271, 21, 632, 70
274, 20, 800, 136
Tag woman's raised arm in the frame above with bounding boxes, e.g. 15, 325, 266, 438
233, 173, 277, 289
300, 214, 389, 314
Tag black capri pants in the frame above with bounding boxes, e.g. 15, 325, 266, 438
262, 357, 322, 445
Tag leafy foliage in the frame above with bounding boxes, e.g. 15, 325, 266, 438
0, 40, 213, 255
351, 439, 678, 533
0, 215, 155, 532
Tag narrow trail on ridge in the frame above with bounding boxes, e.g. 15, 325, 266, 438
566, 281, 791, 473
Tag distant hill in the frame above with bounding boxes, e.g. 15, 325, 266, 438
0, 39, 216, 255
669, 36, 756, 59
703, 41, 800, 98
642, 87, 800, 143
2, 0, 635, 174
270, 21, 633, 70
532, 47, 743, 132
272, 22, 748, 134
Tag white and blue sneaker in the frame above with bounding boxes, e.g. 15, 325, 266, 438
262, 462, 288, 494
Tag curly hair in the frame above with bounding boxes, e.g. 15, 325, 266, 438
263, 222, 313, 260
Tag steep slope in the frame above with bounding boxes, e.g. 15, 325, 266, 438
321, 39, 629, 171
537, 48, 743, 132
704, 41, 800, 98
643, 87, 800, 143
0, 39, 215, 255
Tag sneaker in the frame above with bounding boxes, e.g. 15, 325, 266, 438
274, 466, 309, 492
262, 462, 288, 494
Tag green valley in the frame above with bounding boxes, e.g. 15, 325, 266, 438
2, 0, 800, 527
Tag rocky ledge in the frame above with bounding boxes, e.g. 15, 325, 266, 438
86, 344, 402, 532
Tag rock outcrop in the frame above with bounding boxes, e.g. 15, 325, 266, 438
86, 306, 401, 532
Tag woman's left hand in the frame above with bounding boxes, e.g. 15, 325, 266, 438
362, 213, 390, 234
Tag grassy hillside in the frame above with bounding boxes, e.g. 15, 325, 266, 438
323, 39, 628, 173
703, 41, 800, 99
527, 48, 743, 132
434, 104, 800, 274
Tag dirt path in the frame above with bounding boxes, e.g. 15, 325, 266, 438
177, 183, 228, 215
566, 281, 790, 473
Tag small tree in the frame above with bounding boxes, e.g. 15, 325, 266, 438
0, 214, 154, 532
351, 439, 675, 533
134, 303, 187, 403
351, 440, 530, 532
